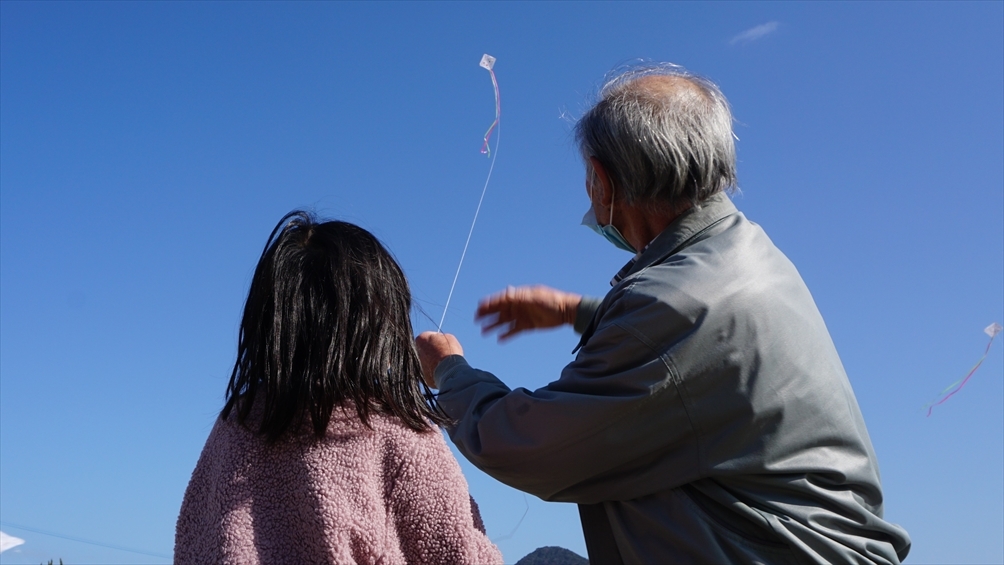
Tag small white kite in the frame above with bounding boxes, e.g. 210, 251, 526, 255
478, 54, 500, 157
0, 531, 26, 553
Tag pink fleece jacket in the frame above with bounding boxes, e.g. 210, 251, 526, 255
175, 407, 503, 565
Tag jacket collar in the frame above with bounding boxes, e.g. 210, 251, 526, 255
619, 191, 738, 281
574, 192, 738, 353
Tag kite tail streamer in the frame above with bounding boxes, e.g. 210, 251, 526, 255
925, 322, 1002, 416
438, 55, 500, 332
480, 66, 500, 157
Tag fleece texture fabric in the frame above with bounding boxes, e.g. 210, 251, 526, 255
175, 406, 503, 565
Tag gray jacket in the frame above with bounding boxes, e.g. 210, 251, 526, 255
434, 193, 911, 564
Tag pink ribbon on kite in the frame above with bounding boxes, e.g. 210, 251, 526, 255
925, 322, 1002, 416
479, 54, 500, 157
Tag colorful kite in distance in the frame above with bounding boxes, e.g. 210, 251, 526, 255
925, 322, 1002, 417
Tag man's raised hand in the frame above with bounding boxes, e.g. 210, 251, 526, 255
476, 285, 582, 342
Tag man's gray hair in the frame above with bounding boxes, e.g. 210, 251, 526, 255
575, 62, 738, 207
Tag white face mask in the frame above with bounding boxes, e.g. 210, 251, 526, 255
581, 187, 637, 253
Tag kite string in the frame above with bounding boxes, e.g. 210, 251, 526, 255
438, 74, 501, 332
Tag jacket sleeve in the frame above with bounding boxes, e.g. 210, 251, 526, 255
390, 430, 503, 565
435, 281, 703, 505
573, 296, 603, 334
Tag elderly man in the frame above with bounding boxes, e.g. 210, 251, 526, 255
415, 64, 911, 564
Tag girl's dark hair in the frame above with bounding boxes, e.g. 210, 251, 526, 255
221, 211, 447, 441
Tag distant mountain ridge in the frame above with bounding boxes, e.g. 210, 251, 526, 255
514, 546, 589, 565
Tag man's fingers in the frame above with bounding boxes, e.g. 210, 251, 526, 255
497, 324, 524, 342
475, 298, 502, 319
493, 316, 538, 341
479, 316, 509, 335
476, 290, 515, 318
475, 301, 504, 320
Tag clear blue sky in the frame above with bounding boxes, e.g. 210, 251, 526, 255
1, 2, 1001, 563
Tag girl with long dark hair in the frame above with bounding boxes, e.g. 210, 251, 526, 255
175, 211, 501, 564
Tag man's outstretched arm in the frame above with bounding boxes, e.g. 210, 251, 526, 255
415, 284, 700, 504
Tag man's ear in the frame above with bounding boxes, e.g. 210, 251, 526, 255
588, 157, 614, 207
